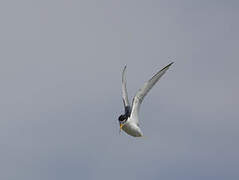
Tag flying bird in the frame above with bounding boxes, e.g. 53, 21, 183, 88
118, 62, 174, 137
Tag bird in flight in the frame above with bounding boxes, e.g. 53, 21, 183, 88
118, 62, 174, 137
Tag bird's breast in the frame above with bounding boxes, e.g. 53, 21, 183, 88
122, 122, 143, 137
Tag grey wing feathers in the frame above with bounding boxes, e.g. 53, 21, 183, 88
122, 65, 130, 109
130, 62, 174, 122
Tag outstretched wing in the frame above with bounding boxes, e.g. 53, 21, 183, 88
130, 62, 174, 123
122, 65, 131, 115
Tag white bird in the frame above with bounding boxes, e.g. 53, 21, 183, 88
118, 62, 174, 137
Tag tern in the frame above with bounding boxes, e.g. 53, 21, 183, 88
118, 62, 174, 137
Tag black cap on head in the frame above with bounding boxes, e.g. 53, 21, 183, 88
118, 114, 126, 122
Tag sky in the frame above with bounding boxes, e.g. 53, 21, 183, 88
0, 0, 239, 179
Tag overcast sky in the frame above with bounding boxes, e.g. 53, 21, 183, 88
0, 0, 239, 179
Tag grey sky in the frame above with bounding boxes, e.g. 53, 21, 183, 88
0, 0, 238, 179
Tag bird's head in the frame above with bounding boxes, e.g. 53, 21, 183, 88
118, 114, 127, 130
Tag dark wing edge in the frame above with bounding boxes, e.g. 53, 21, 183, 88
122, 65, 131, 115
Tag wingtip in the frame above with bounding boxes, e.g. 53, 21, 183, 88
122, 64, 127, 71
168, 62, 174, 66
161, 62, 174, 71
122, 65, 127, 82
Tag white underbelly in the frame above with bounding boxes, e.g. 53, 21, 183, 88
122, 123, 143, 137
